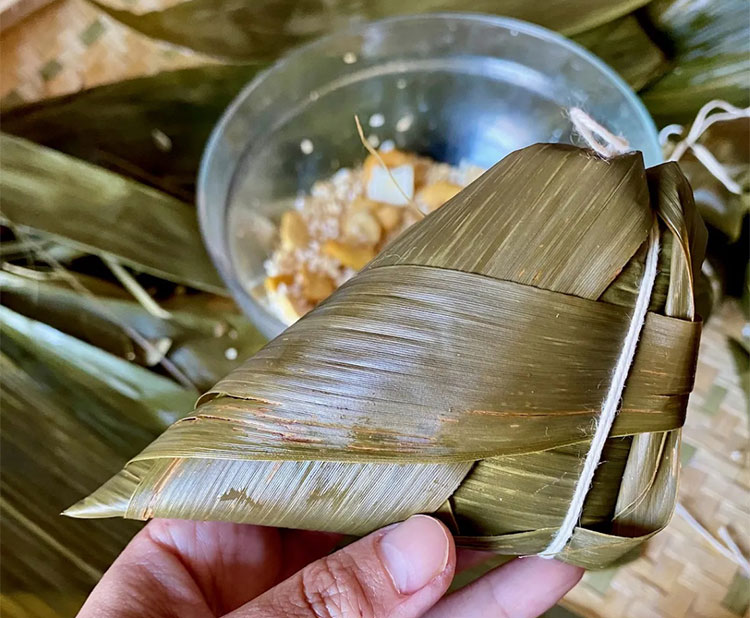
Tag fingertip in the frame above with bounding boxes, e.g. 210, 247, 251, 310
422, 554, 584, 618
520, 556, 584, 587
557, 558, 584, 585
488, 556, 583, 615
379, 515, 455, 594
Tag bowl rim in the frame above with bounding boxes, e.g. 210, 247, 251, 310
198, 12, 661, 335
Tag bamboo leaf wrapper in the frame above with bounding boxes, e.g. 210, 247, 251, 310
67, 144, 705, 568
87, 0, 651, 61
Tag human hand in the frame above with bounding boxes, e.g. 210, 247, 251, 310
78, 516, 582, 618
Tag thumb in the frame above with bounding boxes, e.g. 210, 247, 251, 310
228, 515, 456, 618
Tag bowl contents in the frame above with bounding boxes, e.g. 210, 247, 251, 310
263, 147, 484, 324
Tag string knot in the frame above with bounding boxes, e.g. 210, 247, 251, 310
569, 107, 631, 158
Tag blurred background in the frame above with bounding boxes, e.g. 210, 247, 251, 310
0, 1, 748, 617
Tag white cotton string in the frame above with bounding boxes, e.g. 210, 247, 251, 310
539, 222, 660, 557
569, 107, 631, 157
667, 99, 749, 162
690, 143, 743, 194
658, 124, 684, 147
539, 109, 659, 558
718, 526, 750, 577
662, 99, 750, 194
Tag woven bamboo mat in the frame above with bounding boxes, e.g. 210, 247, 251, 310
0, 0, 211, 108
565, 302, 750, 618
562, 300, 750, 618
2, 3, 748, 617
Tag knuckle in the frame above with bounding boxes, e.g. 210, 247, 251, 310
295, 553, 376, 618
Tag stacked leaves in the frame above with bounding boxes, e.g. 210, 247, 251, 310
67, 144, 705, 568
87, 0, 654, 61
642, 0, 750, 124
1, 65, 265, 199
0, 306, 195, 617
0, 136, 264, 616
1, 3, 669, 203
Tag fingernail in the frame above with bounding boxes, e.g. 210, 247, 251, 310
379, 515, 450, 594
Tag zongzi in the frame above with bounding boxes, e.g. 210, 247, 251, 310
67, 143, 705, 569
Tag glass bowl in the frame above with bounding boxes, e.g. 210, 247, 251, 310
198, 13, 661, 338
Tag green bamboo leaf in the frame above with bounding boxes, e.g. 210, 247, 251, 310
0, 134, 225, 294
88, 0, 650, 61
165, 327, 266, 391
642, 0, 750, 124
1, 65, 265, 200
0, 270, 150, 365
572, 15, 669, 90
0, 234, 85, 262
67, 144, 704, 569
0, 307, 196, 616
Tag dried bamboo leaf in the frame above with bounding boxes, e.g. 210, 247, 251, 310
611, 430, 680, 536
674, 117, 750, 243
0, 308, 194, 616
0, 134, 225, 294
68, 144, 703, 569
642, 0, 750, 124
611, 431, 667, 521
69, 458, 471, 536
451, 438, 632, 536
88, 0, 650, 61
0, 270, 265, 390
371, 144, 652, 299
572, 15, 669, 90
646, 163, 707, 320
1, 65, 265, 200
0, 306, 196, 432
0, 16, 666, 213
611, 162, 707, 541
134, 276, 696, 464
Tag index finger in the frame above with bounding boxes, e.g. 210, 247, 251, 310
424, 555, 583, 618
